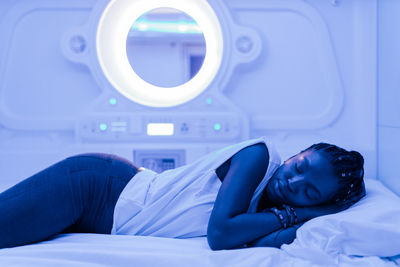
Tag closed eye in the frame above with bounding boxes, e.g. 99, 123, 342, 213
306, 187, 319, 200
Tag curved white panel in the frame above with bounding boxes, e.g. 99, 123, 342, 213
227, 0, 344, 129
0, 2, 97, 130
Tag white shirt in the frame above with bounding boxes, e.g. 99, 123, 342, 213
111, 136, 281, 238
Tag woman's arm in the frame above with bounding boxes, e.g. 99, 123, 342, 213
207, 144, 312, 250
244, 195, 365, 249
247, 223, 305, 248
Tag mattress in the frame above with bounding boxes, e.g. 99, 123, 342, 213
0, 179, 399, 267
0, 234, 397, 267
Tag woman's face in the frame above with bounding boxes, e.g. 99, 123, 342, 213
266, 149, 339, 207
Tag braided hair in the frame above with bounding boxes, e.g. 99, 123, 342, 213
303, 143, 365, 204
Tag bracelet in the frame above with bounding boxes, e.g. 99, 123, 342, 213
282, 204, 298, 225
270, 207, 289, 228
269, 205, 298, 229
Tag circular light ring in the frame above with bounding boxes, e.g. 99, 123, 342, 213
97, 0, 224, 107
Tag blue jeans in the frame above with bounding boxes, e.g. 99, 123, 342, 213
0, 153, 139, 249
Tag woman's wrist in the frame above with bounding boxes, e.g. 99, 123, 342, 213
291, 207, 314, 222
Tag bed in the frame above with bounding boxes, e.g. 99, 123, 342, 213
0, 178, 399, 266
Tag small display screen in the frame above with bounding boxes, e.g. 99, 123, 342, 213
147, 123, 174, 136
141, 158, 176, 173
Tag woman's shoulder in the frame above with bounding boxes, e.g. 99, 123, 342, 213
256, 136, 281, 165
232, 142, 270, 168
236, 136, 273, 159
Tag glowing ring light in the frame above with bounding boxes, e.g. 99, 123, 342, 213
97, 0, 223, 107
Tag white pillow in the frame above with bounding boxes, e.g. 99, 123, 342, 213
282, 178, 400, 258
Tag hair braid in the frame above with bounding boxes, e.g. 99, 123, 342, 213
303, 143, 365, 204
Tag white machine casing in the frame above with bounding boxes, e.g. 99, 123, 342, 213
0, 0, 398, 196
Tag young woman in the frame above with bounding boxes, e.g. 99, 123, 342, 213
0, 136, 365, 250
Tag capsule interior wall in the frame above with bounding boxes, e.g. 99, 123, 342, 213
0, 0, 398, 196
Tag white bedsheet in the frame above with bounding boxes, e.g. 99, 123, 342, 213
0, 234, 396, 267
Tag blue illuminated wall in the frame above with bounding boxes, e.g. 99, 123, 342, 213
378, 0, 400, 195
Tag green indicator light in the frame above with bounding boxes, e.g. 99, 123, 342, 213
99, 123, 108, 131
206, 98, 213, 105
214, 123, 221, 131
109, 98, 117, 105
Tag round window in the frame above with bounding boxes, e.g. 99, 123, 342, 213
97, 0, 223, 107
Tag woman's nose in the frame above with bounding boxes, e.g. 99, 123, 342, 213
287, 176, 305, 192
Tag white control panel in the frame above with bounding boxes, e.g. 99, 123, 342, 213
76, 113, 242, 142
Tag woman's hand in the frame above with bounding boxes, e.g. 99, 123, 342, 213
247, 222, 305, 248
